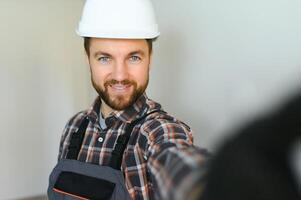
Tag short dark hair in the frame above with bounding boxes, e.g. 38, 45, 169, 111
84, 37, 153, 56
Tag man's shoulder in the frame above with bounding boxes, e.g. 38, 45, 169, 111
142, 110, 192, 133
144, 97, 190, 128
139, 110, 194, 147
64, 110, 89, 130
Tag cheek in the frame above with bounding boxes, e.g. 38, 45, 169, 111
90, 60, 110, 80
90, 67, 108, 86
131, 67, 149, 84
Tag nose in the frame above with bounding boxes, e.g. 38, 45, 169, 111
111, 60, 129, 81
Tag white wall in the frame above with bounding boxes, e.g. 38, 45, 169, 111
149, 0, 301, 148
0, 0, 87, 199
1, 0, 301, 199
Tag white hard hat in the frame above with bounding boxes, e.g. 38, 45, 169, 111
76, 0, 160, 39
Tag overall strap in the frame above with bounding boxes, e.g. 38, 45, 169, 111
66, 117, 90, 160
109, 110, 162, 170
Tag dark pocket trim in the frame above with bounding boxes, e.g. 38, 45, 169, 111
53, 188, 89, 200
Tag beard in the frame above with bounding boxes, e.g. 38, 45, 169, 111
92, 77, 148, 111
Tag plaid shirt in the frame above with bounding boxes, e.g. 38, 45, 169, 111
58, 94, 208, 200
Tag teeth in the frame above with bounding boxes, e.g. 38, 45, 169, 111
112, 84, 127, 90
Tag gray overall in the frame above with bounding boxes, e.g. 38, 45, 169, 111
47, 112, 156, 200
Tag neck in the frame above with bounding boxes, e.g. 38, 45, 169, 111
100, 100, 115, 118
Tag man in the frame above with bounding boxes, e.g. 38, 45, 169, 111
48, 0, 208, 199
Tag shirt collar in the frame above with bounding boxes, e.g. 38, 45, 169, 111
86, 96, 101, 124
111, 93, 149, 123
86, 93, 161, 124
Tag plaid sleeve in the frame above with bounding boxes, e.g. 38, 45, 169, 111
142, 117, 210, 200
57, 122, 70, 161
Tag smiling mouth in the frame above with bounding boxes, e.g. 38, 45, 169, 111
110, 83, 131, 91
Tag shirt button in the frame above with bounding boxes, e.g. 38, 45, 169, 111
98, 137, 104, 143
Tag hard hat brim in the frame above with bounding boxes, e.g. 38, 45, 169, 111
76, 25, 160, 39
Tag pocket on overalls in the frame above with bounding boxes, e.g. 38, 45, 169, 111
53, 171, 116, 200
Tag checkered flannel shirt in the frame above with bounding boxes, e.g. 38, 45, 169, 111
58, 93, 208, 200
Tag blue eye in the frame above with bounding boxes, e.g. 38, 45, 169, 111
98, 56, 110, 64
129, 56, 141, 62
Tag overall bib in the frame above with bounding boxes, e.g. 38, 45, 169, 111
48, 112, 155, 200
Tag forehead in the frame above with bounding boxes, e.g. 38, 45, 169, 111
89, 38, 149, 55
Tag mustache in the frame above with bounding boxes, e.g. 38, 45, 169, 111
104, 79, 136, 87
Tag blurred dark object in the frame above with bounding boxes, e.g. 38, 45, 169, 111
201, 92, 301, 200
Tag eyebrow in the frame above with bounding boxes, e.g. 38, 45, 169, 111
129, 50, 145, 57
94, 51, 112, 58
93, 50, 146, 58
